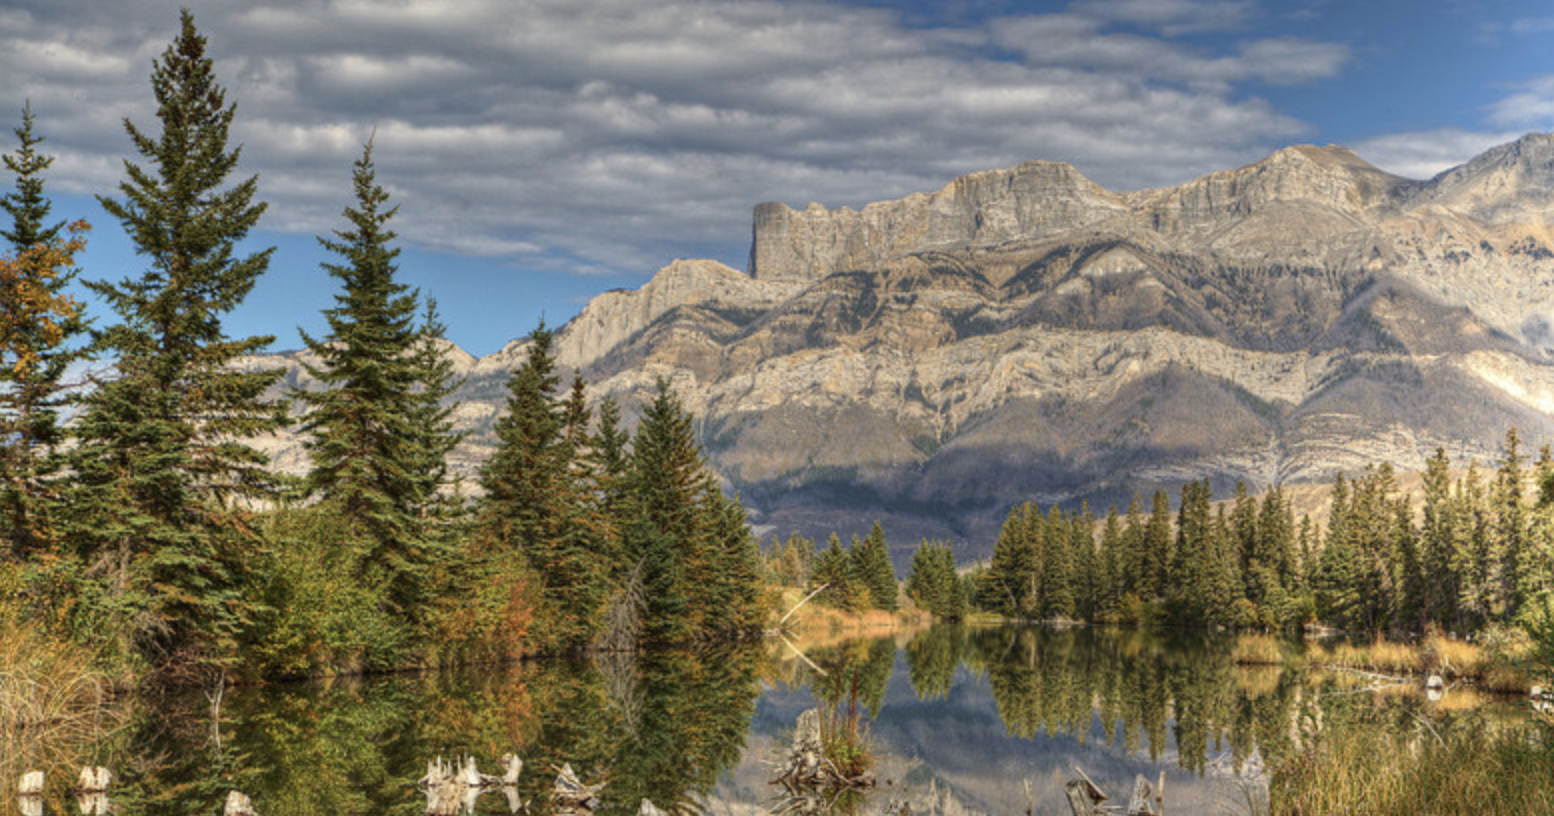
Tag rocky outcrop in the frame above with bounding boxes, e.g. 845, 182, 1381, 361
252, 134, 1554, 561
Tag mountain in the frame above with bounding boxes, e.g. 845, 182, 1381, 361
247, 134, 1554, 562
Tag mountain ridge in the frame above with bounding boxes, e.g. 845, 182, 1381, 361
248, 133, 1554, 560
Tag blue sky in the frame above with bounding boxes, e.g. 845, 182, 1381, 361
5, 0, 1554, 356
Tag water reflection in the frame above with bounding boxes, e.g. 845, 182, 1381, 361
6, 627, 1527, 816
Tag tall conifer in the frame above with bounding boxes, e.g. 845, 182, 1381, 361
296, 141, 460, 619
1, 105, 87, 557
69, 11, 286, 661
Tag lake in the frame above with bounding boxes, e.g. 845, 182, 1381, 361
4, 625, 1524, 816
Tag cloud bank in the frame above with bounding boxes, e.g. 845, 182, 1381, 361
2, 0, 1358, 276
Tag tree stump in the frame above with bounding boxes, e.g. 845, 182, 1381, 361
224, 791, 259, 816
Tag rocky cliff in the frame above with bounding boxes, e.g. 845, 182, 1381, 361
250, 134, 1554, 560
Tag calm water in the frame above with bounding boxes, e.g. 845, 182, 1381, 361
6, 626, 1522, 816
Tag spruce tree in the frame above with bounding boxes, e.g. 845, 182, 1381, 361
479, 324, 605, 648
296, 141, 460, 620
813, 534, 863, 611
0, 105, 87, 558
69, 10, 286, 661
1, 102, 63, 249
850, 521, 898, 612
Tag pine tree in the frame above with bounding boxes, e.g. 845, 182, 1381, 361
1496, 429, 1531, 617
295, 141, 460, 620
907, 540, 963, 621
813, 534, 863, 611
1, 104, 87, 558
850, 521, 898, 612
622, 379, 761, 642
68, 11, 287, 662
1, 102, 63, 249
1039, 506, 1074, 619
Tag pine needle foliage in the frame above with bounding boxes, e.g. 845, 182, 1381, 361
0, 105, 88, 558
67, 10, 286, 665
295, 140, 463, 622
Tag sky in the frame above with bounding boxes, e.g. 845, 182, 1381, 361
4, 0, 1554, 356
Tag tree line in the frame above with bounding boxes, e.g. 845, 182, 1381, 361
976, 430, 1554, 633
0, 11, 763, 680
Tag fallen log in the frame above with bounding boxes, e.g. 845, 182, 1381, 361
551, 763, 605, 811
1063, 769, 1163, 816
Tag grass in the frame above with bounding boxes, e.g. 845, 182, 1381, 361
1269, 716, 1554, 815
1228, 629, 1541, 693
818, 670, 875, 782
0, 615, 123, 784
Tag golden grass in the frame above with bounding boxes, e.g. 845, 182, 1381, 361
1232, 633, 1293, 666
1270, 718, 1554, 815
0, 616, 124, 784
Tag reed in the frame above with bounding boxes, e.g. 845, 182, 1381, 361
1269, 717, 1554, 815
0, 615, 121, 776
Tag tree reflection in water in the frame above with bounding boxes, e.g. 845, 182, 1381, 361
6, 628, 1525, 816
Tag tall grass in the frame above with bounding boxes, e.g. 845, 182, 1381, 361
0, 616, 121, 779
1269, 717, 1554, 815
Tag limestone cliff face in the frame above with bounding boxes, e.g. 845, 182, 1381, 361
252, 134, 1554, 559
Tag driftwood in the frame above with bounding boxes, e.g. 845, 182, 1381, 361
78, 766, 113, 793
551, 763, 605, 811
771, 708, 875, 791
224, 790, 259, 816
76, 792, 112, 816
421, 754, 525, 815
18, 771, 44, 797
1063, 769, 1162, 816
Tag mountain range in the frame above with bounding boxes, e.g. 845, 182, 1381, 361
248, 133, 1554, 560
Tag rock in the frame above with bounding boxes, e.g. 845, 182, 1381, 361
18, 772, 43, 796
638, 799, 668, 816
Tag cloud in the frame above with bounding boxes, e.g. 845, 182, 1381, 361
1351, 128, 1523, 180
1488, 75, 1554, 131
0, 0, 1351, 278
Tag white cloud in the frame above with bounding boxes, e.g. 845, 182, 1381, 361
1352, 128, 1526, 181
0, 0, 1353, 278
1488, 75, 1554, 131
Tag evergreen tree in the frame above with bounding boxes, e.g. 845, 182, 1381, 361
1, 105, 87, 558
907, 540, 963, 621
1, 102, 63, 249
294, 140, 460, 620
1497, 429, 1531, 617
1039, 505, 1074, 618
478, 324, 603, 648
68, 11, 287, 662
813, 534, 864, 611
850, 521, 898, 612
622, 379, 761, 642
1142, 490, 1174, 604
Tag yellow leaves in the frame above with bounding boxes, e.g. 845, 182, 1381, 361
0, 220, 87, 379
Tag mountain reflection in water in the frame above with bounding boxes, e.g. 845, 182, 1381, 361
7, 626, 1520, 816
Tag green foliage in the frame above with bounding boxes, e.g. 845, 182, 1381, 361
0, 105, 89, 560
67, 10, 286, 667
295, 142, 462, 625
849, 521, 898, 611
812, 534, 865, 611
907, 540, 964, 621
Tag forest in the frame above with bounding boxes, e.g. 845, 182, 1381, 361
0, 12, 764, 685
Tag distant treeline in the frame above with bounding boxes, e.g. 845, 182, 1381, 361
0, 12, 763, 682
768, 430, 1554, 635
973, 432, 1553, 633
